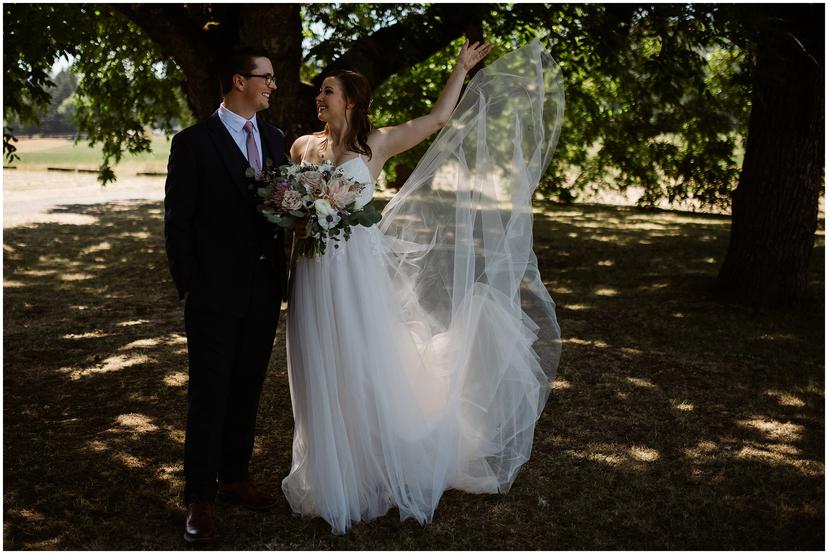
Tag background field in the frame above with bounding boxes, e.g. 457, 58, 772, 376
9, 137, 780, 215
7, 135, 172, 174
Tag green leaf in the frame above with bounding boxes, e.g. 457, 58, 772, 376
97, 164, 116, 186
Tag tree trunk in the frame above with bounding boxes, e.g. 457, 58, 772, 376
117, 5, 229, 120
238, 4, 319, 140
122, 5, 488, 146
716, 4, 824, 307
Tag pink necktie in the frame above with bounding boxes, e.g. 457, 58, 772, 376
243, 121, 261, 176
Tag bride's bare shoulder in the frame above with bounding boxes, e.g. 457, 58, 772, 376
289, 134, 321, 162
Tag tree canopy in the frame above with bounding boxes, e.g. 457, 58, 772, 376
4, 3, 823, 306
7, 3, 750, 207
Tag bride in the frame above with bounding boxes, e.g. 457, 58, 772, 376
282, 38, 564, 534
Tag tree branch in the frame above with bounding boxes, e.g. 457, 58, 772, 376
313, 3, 493, 89
115, 4, 232, 119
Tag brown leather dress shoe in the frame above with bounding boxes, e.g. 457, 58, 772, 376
184, 501, 216, 543
218, 479, 278, 511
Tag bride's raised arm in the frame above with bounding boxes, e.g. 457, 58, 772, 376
371, 39, 491, 161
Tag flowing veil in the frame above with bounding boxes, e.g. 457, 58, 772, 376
282, 38, 565, 533
378, 38, 564, 492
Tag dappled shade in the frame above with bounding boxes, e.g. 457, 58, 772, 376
3, 198, 824, 549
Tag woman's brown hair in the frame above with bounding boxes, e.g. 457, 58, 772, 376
320, 70, 373, 160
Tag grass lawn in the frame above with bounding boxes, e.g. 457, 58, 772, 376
7, 135, 172, 175
2, 197, 824, 549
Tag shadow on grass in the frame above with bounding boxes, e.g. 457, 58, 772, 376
3, 199, 824, 549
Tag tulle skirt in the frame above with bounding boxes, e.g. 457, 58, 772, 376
283, 225, 552, 534
283, 38, 563, 535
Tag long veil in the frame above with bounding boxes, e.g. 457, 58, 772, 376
378, 38, 564, 492
282, 38, 565, 533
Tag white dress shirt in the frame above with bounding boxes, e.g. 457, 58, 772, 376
217, 103, 264, 165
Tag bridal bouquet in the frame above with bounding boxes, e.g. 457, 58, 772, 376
249, 161, 381, 257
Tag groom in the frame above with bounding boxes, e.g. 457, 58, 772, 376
164, 46, 289, 543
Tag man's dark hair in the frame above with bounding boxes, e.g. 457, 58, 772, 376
220, 45, 273, 95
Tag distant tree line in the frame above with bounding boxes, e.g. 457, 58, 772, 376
7, 68, 78, 136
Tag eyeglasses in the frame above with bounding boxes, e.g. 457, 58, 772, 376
240, 73, 276, 87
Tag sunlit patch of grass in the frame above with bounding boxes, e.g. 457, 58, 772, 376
551, 378, 572, 390
620, 346, 643, 355
671, 400, 695, 412
764, 389, 807, 408
6, 508, 47, 523
117, 231, 153, 239
115, 413, 160, 433
164, 428, 185, 445
564, 337, 609, 348
639, 281, 670, 291
17, 269, 58, 277
162, 372, 188, 388
564, 442, 662, 471
18, 213, 100, 226
736, 417, 805, 442
120, 338, 161, 349
85, 440, 109, 452
79, 241, 112, 255
62, 330, 111, 340
115, 319, 151, 327
593, 287, 620, 297
560, 303, 592, 311
58, 272, 94, 281
735, 445, 823, 477
683, 439, 720, 461
58, 354, 152, 380
112, 452, 147, 469
624, 377, 658, 389
628, 445, 660, 462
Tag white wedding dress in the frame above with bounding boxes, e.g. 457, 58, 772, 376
282, 39, 564, 535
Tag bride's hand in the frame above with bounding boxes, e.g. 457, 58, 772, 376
457, 39, 492, 72
371, 37, 492, 161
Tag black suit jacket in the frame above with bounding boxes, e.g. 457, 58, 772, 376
164, 111, 290, 316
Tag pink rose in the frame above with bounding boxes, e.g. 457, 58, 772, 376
299, 171, 326, 196
281, 190, 304, 211
267, 180, 289, 205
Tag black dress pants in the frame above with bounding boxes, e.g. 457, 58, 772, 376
182, 260, 281, 504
